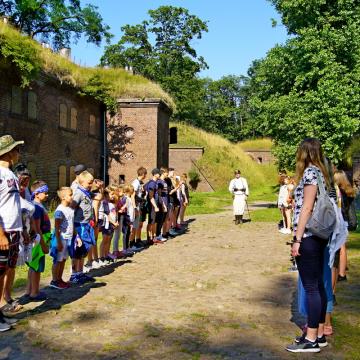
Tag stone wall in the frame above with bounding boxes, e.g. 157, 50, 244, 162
0, 73, 103, 196
107, 99, 171, 184
245, 150, 274, 164
169, 146, 214, 192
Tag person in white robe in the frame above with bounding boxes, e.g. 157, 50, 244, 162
228, 170, 249, 224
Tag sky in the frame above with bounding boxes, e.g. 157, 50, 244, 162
71, 0, 289, 80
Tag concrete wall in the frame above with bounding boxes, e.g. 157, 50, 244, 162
245, 150, 274, 164
169, 147, 214, 192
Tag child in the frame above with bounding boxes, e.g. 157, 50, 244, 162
278, 176, 292, 234
112, 185, 125, 258
49, 187, 74, 289
122, 185, 137, 254
179, 173, 189, 225
27, 180, 51, 301
71, 171, 95, 284
155, 168, 169, 242
99, 187, 119, 264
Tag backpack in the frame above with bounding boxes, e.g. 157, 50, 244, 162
306, 168, 337, 239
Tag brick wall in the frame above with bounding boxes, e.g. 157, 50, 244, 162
107, 99, 171, 184
244, 150, 274, 164
169, 147, 214, 192
0, 73, 103, 196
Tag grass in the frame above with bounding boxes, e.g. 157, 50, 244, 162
173, 122, 278, 193
250, 207, 280, 223
238, 138, 273, 151
0, 22, 174, 108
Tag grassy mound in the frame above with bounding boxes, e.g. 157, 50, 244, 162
173, 122, 278, 201
0, 22, 174, 110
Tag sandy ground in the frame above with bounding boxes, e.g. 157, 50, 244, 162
0, 211, 344, 360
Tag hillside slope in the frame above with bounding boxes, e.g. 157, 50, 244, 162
173, 123, 278, 199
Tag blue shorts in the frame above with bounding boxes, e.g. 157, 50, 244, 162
72, 223, 95, 258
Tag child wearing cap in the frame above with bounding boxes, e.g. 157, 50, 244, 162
0, 135, 23, 331
49, 187, 74, 289
27, 180, 51, 301
70, 171, 95, 284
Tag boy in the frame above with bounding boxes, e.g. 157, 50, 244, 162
145, 168, 161, 244
71, 171, 95, 283
28, 180, 51, 301
131, 167, 147, 248
156, 168, 169, 242
50, 187, 74, 289
0, 135, 23, 331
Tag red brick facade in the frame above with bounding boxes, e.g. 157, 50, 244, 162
107, 99, 171, 184
0, 73, 104, 195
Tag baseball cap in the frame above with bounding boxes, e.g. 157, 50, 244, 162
74, 164, 87, 175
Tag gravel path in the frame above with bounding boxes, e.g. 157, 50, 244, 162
0, 211, 343, 359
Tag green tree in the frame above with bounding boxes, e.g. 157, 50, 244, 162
100, 5, 208, 122
201, 75, 255, 141
0, 0, 112, 49
249, 0, 360, 168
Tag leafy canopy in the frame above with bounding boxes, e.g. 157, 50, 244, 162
248, 0, 360, 168
101, 5, 208, 122
0, 0, 112, 49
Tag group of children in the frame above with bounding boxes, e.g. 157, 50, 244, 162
0, 151, 190, 331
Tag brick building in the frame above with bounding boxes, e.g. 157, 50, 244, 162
107, 99, 171, 184
0, 72, 104, 195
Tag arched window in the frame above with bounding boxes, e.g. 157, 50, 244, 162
70, 107, 77, 130
89, 114, 96, 135
58, 165, 67, 188
59, 104, 67, 128
11, 86, 22, 114
28, 91, 37, 119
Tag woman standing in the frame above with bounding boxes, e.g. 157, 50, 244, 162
286, 138, 330, 353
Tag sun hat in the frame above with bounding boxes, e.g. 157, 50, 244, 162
0, 135, 24, 157
74, 164, 87, 175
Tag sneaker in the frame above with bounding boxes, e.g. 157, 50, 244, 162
91, 260, 101, 269
97, 259, 107, 267
169, 229, 178, 236
153, 239, 165, 245
0, 318, 11, 332
286, 338, 320, 353
105, 256, 114, 263
59, 279, 71, 289
317, 335, 328, 348
136, 240, 147, 247
108, 253, 117, 260
49, 280, 63, 289
337, 274, 347, 282
279, 228, 288, 234
29, 291, 47, 302
156, 235, 167, 242
83, 263, 92, 273
134, 241, 145, 249
70, 274, 85, 285
130, 245, 142, 252
0, 311, 18, 326
80, 273, 95, 283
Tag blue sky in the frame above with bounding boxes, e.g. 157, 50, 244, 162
71, 0, 288, 79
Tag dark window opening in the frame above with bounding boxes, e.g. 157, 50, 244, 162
119, 174, 125, 184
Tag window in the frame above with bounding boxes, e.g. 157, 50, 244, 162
119, 174, 125, 184
59, 104, 67, 128
58, 165, 67, 188
28, 91, 37, 119
70, 107, 77, 130
89, 114, 96, 135
169, 127, 178, 144
69, 166, 76, 183
11, 86, 22, 114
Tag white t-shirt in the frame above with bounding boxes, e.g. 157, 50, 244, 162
0, 167, 22, 231
54, 204, 74, 239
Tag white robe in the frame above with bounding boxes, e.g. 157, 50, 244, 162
229, 177, 249, 215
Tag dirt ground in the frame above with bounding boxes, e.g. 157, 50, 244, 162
0, 211, 344, 360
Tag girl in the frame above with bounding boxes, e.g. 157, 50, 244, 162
179, 174, 189, 225
278, 176, 292, 234
286, 138, 330, 353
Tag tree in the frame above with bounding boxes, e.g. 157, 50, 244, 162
248, 0, 360, 168
0, 0, 112, 49
200, 75, 255, 141
101, 5, 208, 122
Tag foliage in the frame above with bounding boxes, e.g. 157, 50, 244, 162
0, 22, 174, 108
101, 5, 207, 122
194, 75, 257, 142
174, 122, 278, 196
248, 0, 360, 169
0, 0, 112, 50
238, 138, 273, 151
344, 137, 360, 167
188, 167, 200, 184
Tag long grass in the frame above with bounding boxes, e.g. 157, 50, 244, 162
238, 138, 273, 151
0, 22, 174, 108
173, 122, 278, 197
